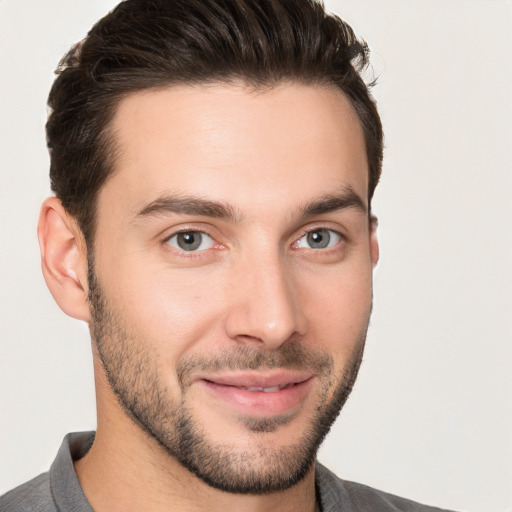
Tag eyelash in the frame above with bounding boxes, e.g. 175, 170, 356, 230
163, 229, 219, 254
294, 228, 343, 251
162, 226, 345, 256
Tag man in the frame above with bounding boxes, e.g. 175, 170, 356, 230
0, 0, 456, 510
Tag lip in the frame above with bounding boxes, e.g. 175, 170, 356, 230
195, 371, 315, 417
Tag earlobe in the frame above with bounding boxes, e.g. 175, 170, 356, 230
38, 197, 91, 322
370, 215, 380, 267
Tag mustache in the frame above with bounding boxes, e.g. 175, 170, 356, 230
176, 343, 333, 389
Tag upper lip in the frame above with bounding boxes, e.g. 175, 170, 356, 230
195, 370, 314, 389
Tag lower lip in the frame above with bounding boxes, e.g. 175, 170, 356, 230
199, 378, 314, 417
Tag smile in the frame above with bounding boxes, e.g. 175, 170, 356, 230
240, 384, 292, 392
196, 371, 315, 417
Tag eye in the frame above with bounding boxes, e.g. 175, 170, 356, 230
166, 231, 215, 252
296, 228, 341, 250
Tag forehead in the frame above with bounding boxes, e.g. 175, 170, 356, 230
101, 82, 368, 219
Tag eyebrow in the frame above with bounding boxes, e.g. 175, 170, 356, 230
134, 186, 366, 224
299, 187, 367, 217
135, 195, 243, 222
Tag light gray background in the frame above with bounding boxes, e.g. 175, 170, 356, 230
0, 1, 510, 511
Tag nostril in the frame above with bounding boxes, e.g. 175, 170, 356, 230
233, 334, 267, 345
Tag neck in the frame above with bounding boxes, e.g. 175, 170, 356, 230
74, 425, 319, 512
75, 369, 319, 512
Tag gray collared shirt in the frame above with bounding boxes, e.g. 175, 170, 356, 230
0, 432, 457, 511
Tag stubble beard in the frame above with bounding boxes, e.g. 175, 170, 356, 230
87, 269, 369, 494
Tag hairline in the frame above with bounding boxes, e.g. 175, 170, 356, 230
79, 76, 373, 254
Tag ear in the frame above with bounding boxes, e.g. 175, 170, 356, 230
38, 197, 91, 322
370, 215, 380, 268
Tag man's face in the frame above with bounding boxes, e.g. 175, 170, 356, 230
89, 83, 378, 493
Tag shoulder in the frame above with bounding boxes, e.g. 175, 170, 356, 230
0, 432, 94, 512
0, 472, 56, 512
316, 463, 458, 512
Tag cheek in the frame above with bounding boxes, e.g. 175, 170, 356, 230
299, 263, 373, 348
302, 260, 373, 311
101, 261, 229, 355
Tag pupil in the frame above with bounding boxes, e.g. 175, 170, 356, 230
178, 232, 201, 251
307, 229, 329, 248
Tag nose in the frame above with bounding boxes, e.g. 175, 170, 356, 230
224, 251, 307, 349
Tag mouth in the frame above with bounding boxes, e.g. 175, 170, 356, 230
223, 383, 295, 392
195, 371, 315, 417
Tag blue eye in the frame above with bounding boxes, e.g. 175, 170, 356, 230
166, 231, 215, 252
296, 228, 341, 249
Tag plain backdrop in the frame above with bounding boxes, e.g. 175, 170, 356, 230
0, 1, 510, 511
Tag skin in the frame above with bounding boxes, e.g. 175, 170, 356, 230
39, 82, 379, 512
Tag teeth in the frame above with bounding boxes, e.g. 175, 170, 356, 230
244, 385, 288, 392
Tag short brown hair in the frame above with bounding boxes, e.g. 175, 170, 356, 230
47, 0, 383, 245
